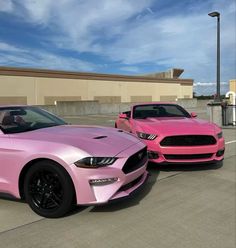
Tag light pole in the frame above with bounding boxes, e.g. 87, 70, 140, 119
208, 11, 221, 102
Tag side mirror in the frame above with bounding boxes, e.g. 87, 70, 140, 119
119, 113, 129, 119
191, 112, 197, 118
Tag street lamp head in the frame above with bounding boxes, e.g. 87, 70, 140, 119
208, 11, 220, 17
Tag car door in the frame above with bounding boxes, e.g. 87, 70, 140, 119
0, 130, 14, 193
118, 111, 132, 132
120, 119, 131, 132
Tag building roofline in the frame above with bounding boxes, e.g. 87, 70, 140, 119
0, 66, 193, 85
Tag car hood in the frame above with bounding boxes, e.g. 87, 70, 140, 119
12, 125, 141, 156
134, 117, 217, 135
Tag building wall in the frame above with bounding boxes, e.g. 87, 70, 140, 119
229, 79, 236, 93
229, 79, 236, 104
0, 67, 193, 105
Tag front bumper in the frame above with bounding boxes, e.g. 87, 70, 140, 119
146, 137, 225, 164
69, 142, 148, 205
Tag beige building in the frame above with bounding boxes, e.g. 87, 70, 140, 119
0, 67, 193, 105
229, 79, 236, 104
229, 79, 236, 93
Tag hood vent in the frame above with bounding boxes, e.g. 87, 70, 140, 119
93, 135, 107, 139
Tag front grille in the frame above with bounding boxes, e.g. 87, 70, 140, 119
164, 153, 213, 160
160, 135, 216, 146
119, 175, 143, 192
122, 147, 148, 174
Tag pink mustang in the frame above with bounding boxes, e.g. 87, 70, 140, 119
115, 103, 225, 165
0, 106, 148, 218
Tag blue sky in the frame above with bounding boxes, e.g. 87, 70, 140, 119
0, 0, 235, 95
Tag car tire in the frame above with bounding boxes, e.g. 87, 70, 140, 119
24, 160, 75, 218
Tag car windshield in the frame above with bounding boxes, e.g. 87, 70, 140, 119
133, 104, 191, 119
0, 106, 67, 134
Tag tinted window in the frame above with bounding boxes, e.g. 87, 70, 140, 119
123, 111, 131, 118
133, 104, 190, 119
0, 106, 66, 134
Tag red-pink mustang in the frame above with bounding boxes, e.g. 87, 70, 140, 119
0, 106, 148, 218
115, 103, 225, 164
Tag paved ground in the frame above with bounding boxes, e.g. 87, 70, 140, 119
0, 115, 235, 248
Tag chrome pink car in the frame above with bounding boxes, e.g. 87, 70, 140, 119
0, 106, 148, 218
115, 103, 225, 165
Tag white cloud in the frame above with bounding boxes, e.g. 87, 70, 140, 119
119, 66, 140, 73
0, 0, 14, 12
36, 53, 97, 71
0, 42, 97, 72
146, 8, 154, 14
20, 0, 53, 24
14, 0, 153, 52
1, 0, 235, 86
193, 82, 229, 96
104, 6, 235, 83
194, 82, 228, 86
0, 42, 24, 52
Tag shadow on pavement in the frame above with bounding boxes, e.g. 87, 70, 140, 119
148, 160, 223, 172
90, 170, 160, 212
0, 193, 25, 203
64, 206, 89, 217
0, 160, 223, 217
0, 169, 160, 217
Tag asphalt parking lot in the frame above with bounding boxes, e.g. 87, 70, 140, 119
0, 114, 235, 248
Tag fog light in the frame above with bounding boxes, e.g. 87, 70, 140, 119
216, 149, 225, 157
148, 151, 159, 159
89, 177, 118, 186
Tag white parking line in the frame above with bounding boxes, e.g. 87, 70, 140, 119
225, 140, 236, 144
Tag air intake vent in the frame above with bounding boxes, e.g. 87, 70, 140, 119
160, 135, 216, 146
122, 147, 148, 174
164, 153, 213, 160
93, 136, 107, 139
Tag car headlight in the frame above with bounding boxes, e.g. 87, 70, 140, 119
217, 132, 223, 139
74, 157, 117, 168
136, 132, 157, 140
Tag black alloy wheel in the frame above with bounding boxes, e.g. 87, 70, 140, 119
24, 161, 75, 218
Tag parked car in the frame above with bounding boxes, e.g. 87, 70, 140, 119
0, 106, 148, 218
115, 103, 225, 165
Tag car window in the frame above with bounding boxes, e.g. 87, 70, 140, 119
0, 106, 66, 134
123, 111, 131, 118
133, 104, 190, 119
22, 109, 55, 124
